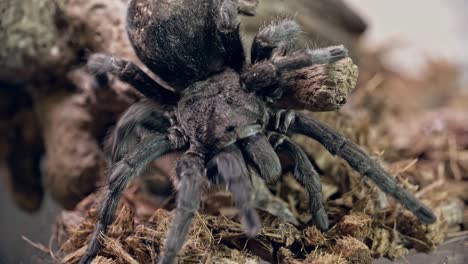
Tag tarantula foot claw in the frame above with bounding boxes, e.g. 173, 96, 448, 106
327, 45, 349, 63
78, 253, 93, 264
313, 208, 330, 231
241, 208, 261, 237
416, 205, 437, 224
87, 53, 123, 75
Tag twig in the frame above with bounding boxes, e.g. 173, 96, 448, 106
48, 224, 59, 263
195, 212, 215, 243
446, 230, 468, 238
22, 235, 50, 254
400, 158, 418, 173
415, 179, 444, 199
448, 134, 462, 181
100, 233, 139, 264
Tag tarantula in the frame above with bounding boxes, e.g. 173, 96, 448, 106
80, 0, 436, 263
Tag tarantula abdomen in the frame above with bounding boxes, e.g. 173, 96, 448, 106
127, 0, 242, 90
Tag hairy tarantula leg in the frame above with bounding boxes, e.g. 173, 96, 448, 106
208, 145, 261, 237
268, 132, 329, 231
216, 0, 245, 71
208, 162, 297, 224
241, 45, 348, 93
275, 45, 349, 71
111, 101, 171, 163
80, 134, 174, 264
287, 113, 437, 224
249, 165, 299, 225
87, 54, 179, 104
238, 133, 282, 183
159, 153, 204, 264
251, 19, 302, 63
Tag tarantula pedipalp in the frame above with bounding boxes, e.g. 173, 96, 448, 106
80, 0, 436, 263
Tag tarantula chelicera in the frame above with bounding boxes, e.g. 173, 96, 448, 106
80, 0, 436, 263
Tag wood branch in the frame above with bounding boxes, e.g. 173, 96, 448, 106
275, 58, 359, 111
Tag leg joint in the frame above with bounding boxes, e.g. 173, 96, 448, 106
214, 124, 263, 151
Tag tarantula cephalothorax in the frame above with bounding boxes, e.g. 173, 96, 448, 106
80, 0, 436, 263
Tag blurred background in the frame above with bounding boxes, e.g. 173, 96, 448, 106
348, 0, 468, 81
0, 0, 467, 263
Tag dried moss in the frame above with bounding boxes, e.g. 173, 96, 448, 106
305, 252, 348, 264
302, 226, 327, 247
337, 213, 372, 238
330, 237, 372, 264
396, 209, 447, 252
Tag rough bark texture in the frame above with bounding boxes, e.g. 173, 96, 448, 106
0, 0, 136, 210
276, 57, 359, 111
0, 0, 72, 82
